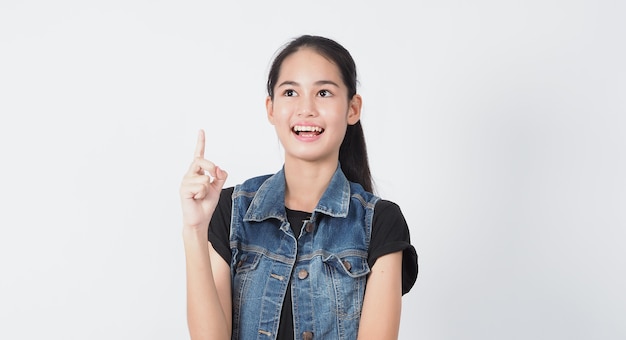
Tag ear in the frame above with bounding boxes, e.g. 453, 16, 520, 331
266, 96, 275, 125
347, 94, 362, 125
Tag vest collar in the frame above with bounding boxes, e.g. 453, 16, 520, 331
243, 165, 351, 222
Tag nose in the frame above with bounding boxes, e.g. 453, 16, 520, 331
298, 95, 317, 117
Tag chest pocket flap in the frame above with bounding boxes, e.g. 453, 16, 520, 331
324, 254, 370, 278
234, 251, 262, 273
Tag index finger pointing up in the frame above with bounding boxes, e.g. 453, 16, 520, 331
194, 129, 205, 158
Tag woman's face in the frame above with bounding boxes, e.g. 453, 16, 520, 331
266, 48, 361, 164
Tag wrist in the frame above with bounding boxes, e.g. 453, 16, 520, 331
182, 225, 209, 242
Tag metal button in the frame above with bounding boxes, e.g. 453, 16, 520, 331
298, 269, 308, 280
304, 221, 314, 233
237, 260, 243, 268
302, 331, 314, 340
342, 260, 352, 272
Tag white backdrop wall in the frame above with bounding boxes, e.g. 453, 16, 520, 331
1, 1, 624, 339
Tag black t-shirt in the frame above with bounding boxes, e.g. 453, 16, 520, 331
209, 187, 418, 340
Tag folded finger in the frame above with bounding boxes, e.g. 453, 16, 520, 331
186, 157, 217, 176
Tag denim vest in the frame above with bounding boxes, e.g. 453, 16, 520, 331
229, 166, 380, 340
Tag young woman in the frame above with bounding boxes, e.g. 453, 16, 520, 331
180, 35, 418, 340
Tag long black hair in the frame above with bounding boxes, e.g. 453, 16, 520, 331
266, 35, 374, 193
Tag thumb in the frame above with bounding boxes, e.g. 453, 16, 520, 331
213, 166, 228, 189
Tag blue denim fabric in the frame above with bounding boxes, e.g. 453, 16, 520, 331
229, 165, 380, 340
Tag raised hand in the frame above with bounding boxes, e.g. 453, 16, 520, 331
180, 129, 228, 231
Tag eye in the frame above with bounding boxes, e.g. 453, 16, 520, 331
283, 89, 297, 97
318, 90, 333, 97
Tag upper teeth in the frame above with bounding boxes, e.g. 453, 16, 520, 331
294, 125, 323, 132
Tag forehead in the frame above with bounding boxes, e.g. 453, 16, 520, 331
278, 48, 343, 82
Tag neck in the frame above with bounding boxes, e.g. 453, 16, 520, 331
284, 158, 338, 213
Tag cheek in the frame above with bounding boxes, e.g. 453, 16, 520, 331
272, 102, 293, 117
328, 105, 351, 124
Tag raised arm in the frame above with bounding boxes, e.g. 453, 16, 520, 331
180, 130, 232, 340
357, 251, 404, 340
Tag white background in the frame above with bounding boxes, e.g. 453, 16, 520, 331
1, 0, 625, 339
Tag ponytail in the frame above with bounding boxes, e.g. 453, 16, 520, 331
339, 121, 373, 193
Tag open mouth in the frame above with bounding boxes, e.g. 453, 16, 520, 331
293, 125, 324, 137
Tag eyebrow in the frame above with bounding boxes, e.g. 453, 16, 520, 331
277, 80, 340, 88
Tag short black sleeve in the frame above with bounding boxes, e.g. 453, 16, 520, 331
208, 187, 234, 265
368, 200, 419, 295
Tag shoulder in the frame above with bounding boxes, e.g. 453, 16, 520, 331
241, 173, 274, 184
371, 199, 409, 240
348, 182, 381, 209
233, 173, 276, 198
238, 174, 274, 188
374, 199, 406, 220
